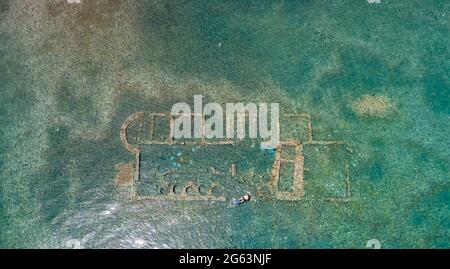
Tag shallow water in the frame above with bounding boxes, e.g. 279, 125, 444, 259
0, 0, 448, 248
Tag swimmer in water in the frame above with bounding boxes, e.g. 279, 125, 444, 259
233, 193, 251, 205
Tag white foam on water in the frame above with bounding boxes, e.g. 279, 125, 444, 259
135, 239, 145, 245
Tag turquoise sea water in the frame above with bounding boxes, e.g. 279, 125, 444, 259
0, 0, 448, 248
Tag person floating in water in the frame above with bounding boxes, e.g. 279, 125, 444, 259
232, 193, 251, 205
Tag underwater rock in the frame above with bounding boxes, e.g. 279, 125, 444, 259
352, 95, 395, 118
